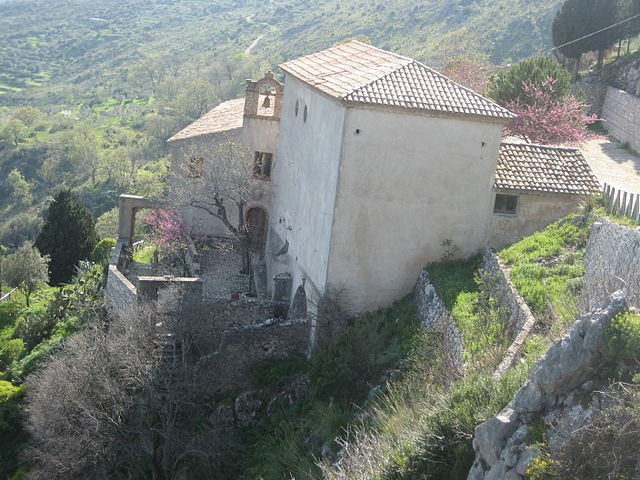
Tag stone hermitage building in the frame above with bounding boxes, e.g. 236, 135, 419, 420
166, 41, 599, 316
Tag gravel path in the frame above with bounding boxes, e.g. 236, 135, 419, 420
199, 241, 256, 300
580, 137, 640, 192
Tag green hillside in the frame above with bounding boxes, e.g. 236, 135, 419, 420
0, 0, 562, 108
0, 0, 563, 247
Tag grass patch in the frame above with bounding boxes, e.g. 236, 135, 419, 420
499, 215, 591, 329
132, 245, 157, 263
427, 255, 481, 310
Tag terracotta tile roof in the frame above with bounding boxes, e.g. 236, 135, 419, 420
167, 98, 245, 142
496, 143, 601, 195
279, 41, 515, 120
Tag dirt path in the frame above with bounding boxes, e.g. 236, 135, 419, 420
245, 33, 264, 55
580, 138, 640, 192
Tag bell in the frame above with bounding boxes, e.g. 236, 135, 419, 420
262, 95, 271, 108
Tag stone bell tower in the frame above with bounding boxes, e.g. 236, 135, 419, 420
243, 71, 284, 120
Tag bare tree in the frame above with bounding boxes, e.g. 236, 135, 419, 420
25, 294, 237, 479
170, 136, 264, 273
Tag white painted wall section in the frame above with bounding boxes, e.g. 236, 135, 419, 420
266, 75, 346, 294
327, 107, 504, 312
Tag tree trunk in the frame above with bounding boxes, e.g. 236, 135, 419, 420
239, 234, 250, 275
236, 200, 250, 274
596, 49, 605, 69
617, 39, 622, 58
573, 55, 581, 82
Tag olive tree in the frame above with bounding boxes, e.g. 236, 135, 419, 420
0, 241, 49, 306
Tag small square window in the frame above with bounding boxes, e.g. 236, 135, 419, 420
253, 152, 273, 179
187, 156, 204, 177
494, 194, 518, 214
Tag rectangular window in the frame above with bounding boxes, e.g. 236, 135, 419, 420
253, 152, 273, 179
187, 156, 204, 177
494, 194, 518, 214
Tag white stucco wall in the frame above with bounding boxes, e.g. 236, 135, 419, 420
265, 75, 347, 297
488, 191, 579, 248
326, 107, 505, 312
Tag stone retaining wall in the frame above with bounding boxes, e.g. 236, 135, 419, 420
480, 250, 538, 379
105, 265, 137, 315
581, 217, 640, 312
601, 87, 640, 152
415, 269, 465, 379
481, 250, 536, 339
574, 81, 608, 115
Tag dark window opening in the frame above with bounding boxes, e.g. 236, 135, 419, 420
494, 194, 518, 214
253, 152, 273, 179
187, 156, 204, 177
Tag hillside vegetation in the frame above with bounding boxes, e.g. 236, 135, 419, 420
1, 0, 562, 107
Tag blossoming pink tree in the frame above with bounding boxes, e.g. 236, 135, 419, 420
142, 208, 191, 274
504, 78, 602, 145
142, 208, 187, 248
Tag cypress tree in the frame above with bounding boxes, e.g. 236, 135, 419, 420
553, 0, 619, 72
35, 189, 99, 285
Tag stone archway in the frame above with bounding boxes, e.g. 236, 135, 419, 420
290, 285, 307, 320
246, 206, 268, 249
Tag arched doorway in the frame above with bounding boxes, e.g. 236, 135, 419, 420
246, 207, 267, 249
290, 286, 307, 320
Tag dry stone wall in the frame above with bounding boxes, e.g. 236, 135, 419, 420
415, 269, 465, 377
601, 87, 640, 152
480, 250, 538, 379
581, 218, 640, 312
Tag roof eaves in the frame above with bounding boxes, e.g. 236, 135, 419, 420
167, 126, 243, 144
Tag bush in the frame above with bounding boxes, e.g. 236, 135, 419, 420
90, 237, 116, 264
0, 380, 26, 478
541, 381, 640, 480
486, 56, 571, 105
605, 312, 640, 360
0, 339, 24, 371
0, 213, 42, 250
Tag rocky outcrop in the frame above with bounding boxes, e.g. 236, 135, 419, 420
581, 55, 640, 97
467, 291, 627, 480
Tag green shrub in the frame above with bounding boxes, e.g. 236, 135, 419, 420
90, 237, 116, 264
13, 310, 56, 350
605, 312, 640, 360
0, 380, 22, 430
0, 339, 24, 371
0, 301, 21, 330
0, 380, 26, 478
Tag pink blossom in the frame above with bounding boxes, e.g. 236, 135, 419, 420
504, 78, 603, 145
142, 208, 187, 248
